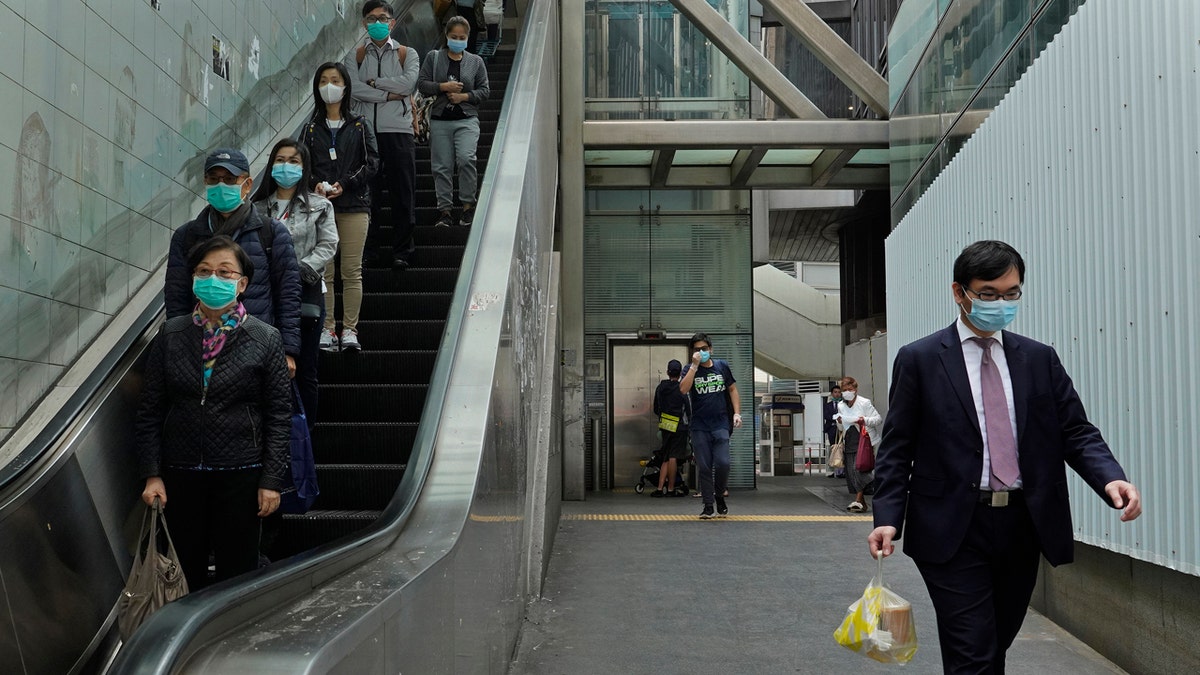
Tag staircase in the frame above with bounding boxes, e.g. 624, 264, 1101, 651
271, 46, 514, 559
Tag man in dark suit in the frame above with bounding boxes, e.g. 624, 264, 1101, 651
867, 240, 1141, 674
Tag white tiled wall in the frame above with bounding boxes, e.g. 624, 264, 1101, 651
0, 0, 360, 441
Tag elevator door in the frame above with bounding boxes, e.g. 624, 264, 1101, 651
610, 343, 687, 490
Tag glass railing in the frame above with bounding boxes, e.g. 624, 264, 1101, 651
889, 0, 1088, 224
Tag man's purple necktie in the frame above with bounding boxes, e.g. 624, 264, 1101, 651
971, 337, 1019, 490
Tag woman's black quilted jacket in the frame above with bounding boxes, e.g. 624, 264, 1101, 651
135, 314, 291, 491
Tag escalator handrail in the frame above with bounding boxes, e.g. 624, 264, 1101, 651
109, 3, 548, 672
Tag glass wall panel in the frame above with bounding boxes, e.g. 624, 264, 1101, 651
582, 189, 754, 490
584, 0, 751, 120
890, 0, 1090, 224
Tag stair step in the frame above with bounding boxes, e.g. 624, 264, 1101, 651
319, 349, 437, 384
350, 320, 446, 349
310, 422, 418, 464
319, 383, 428, 422
271, 510, 381, 560
312, 464, 405, 511
361, 267, 459, 292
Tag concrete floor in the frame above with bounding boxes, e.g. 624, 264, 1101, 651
509, 474, 1126, 674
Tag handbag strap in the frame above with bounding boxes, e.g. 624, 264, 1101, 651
154, 499, 183, 562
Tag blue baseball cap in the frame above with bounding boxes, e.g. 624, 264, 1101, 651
204, 148, 250, 176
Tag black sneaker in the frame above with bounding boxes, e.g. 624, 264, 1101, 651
459, 205, 475, 227
715, 496, 728, 517
435, 210, 455, 227
650, 489, 664, 498
699, 505, 715, 520
391, 256, 410, 271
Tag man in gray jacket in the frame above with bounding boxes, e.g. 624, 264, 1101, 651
344, 0, 419, 270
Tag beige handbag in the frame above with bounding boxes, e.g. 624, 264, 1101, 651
117, 499, 189, 641
828, 430, 846, 469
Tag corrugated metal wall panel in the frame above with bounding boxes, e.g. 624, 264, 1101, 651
887, 0, 1199, 576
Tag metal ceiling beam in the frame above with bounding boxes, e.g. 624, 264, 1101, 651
650, 149, 676, 187
810, 148, 858, 188
731, 147, 768, 187
585, 165, 889, 190
757, 0, 890, 118
582, 119, 888, 149
670, 0, 825, 119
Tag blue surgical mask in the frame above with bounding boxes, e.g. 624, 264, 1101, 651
965, 298, 1019, 333
271, 163, 304, 188
447, 38, 468, 54
206, 182, 245, 213
698, 350, 711, 363
193, 275, 240, 310
367, 21, 391, 41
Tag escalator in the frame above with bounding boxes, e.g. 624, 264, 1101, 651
0, 1, 556, 671
268, 48, 514, 559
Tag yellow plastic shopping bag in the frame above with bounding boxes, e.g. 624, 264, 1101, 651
833, 552, 919, 664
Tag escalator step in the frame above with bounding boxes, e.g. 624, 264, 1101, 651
351, 320, 445, 349
311, 422, 417, 464
319, 383, 428, 422
413, 226, 471, 246
271, 510, 382, 560
319, 350, 437, 384
359, 292, 453, 319
362, 268, 459, 292
312, 464, 405, 511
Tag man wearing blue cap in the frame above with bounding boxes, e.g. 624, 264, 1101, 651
652, 359, 689, 497
164, 148, 302, 376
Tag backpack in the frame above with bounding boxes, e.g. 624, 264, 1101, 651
356, 42, 424, 138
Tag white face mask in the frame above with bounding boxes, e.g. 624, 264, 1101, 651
842, 391, 856, 402
319, 83, 345, 104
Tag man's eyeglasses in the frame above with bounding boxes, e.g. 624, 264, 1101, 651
693, 345, 711, 351
203, 174, 247, 186
366, 14, 392, 22
194, 269, 244, 280
965, 287, 1022, 302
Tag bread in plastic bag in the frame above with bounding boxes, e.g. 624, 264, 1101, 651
833, 552, 919, 664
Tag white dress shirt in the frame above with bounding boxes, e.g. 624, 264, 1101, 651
956, 318, 1022, 490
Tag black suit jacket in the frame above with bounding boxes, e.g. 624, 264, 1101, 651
873, 324, 1128, 566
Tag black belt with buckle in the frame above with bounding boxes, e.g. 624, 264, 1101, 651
979, 490, 1022, 507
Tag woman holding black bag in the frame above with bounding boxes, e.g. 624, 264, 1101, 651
135, 236, 291, 589
834, 376, 882, 513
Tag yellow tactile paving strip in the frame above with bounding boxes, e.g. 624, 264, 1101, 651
562, 514, 873, 522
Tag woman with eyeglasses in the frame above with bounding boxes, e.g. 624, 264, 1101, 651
300, 62, 380, 353
250, 139, 338, 425
136, 236, 291, 589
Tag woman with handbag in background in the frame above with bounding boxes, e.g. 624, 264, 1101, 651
834, 376, 882, 512
418, 15, 490, 228
135, 236, 292, 589
251, 139, 339, 427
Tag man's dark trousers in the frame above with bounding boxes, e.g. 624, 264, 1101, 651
368, 132, 416, 263
914, 495, 1041, 674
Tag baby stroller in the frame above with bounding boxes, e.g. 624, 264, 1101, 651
634, 446, 691, 496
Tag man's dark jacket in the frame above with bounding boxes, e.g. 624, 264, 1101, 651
134, 315, 291, 491
873, 324, 1128, 566
165, 205, 302, 356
